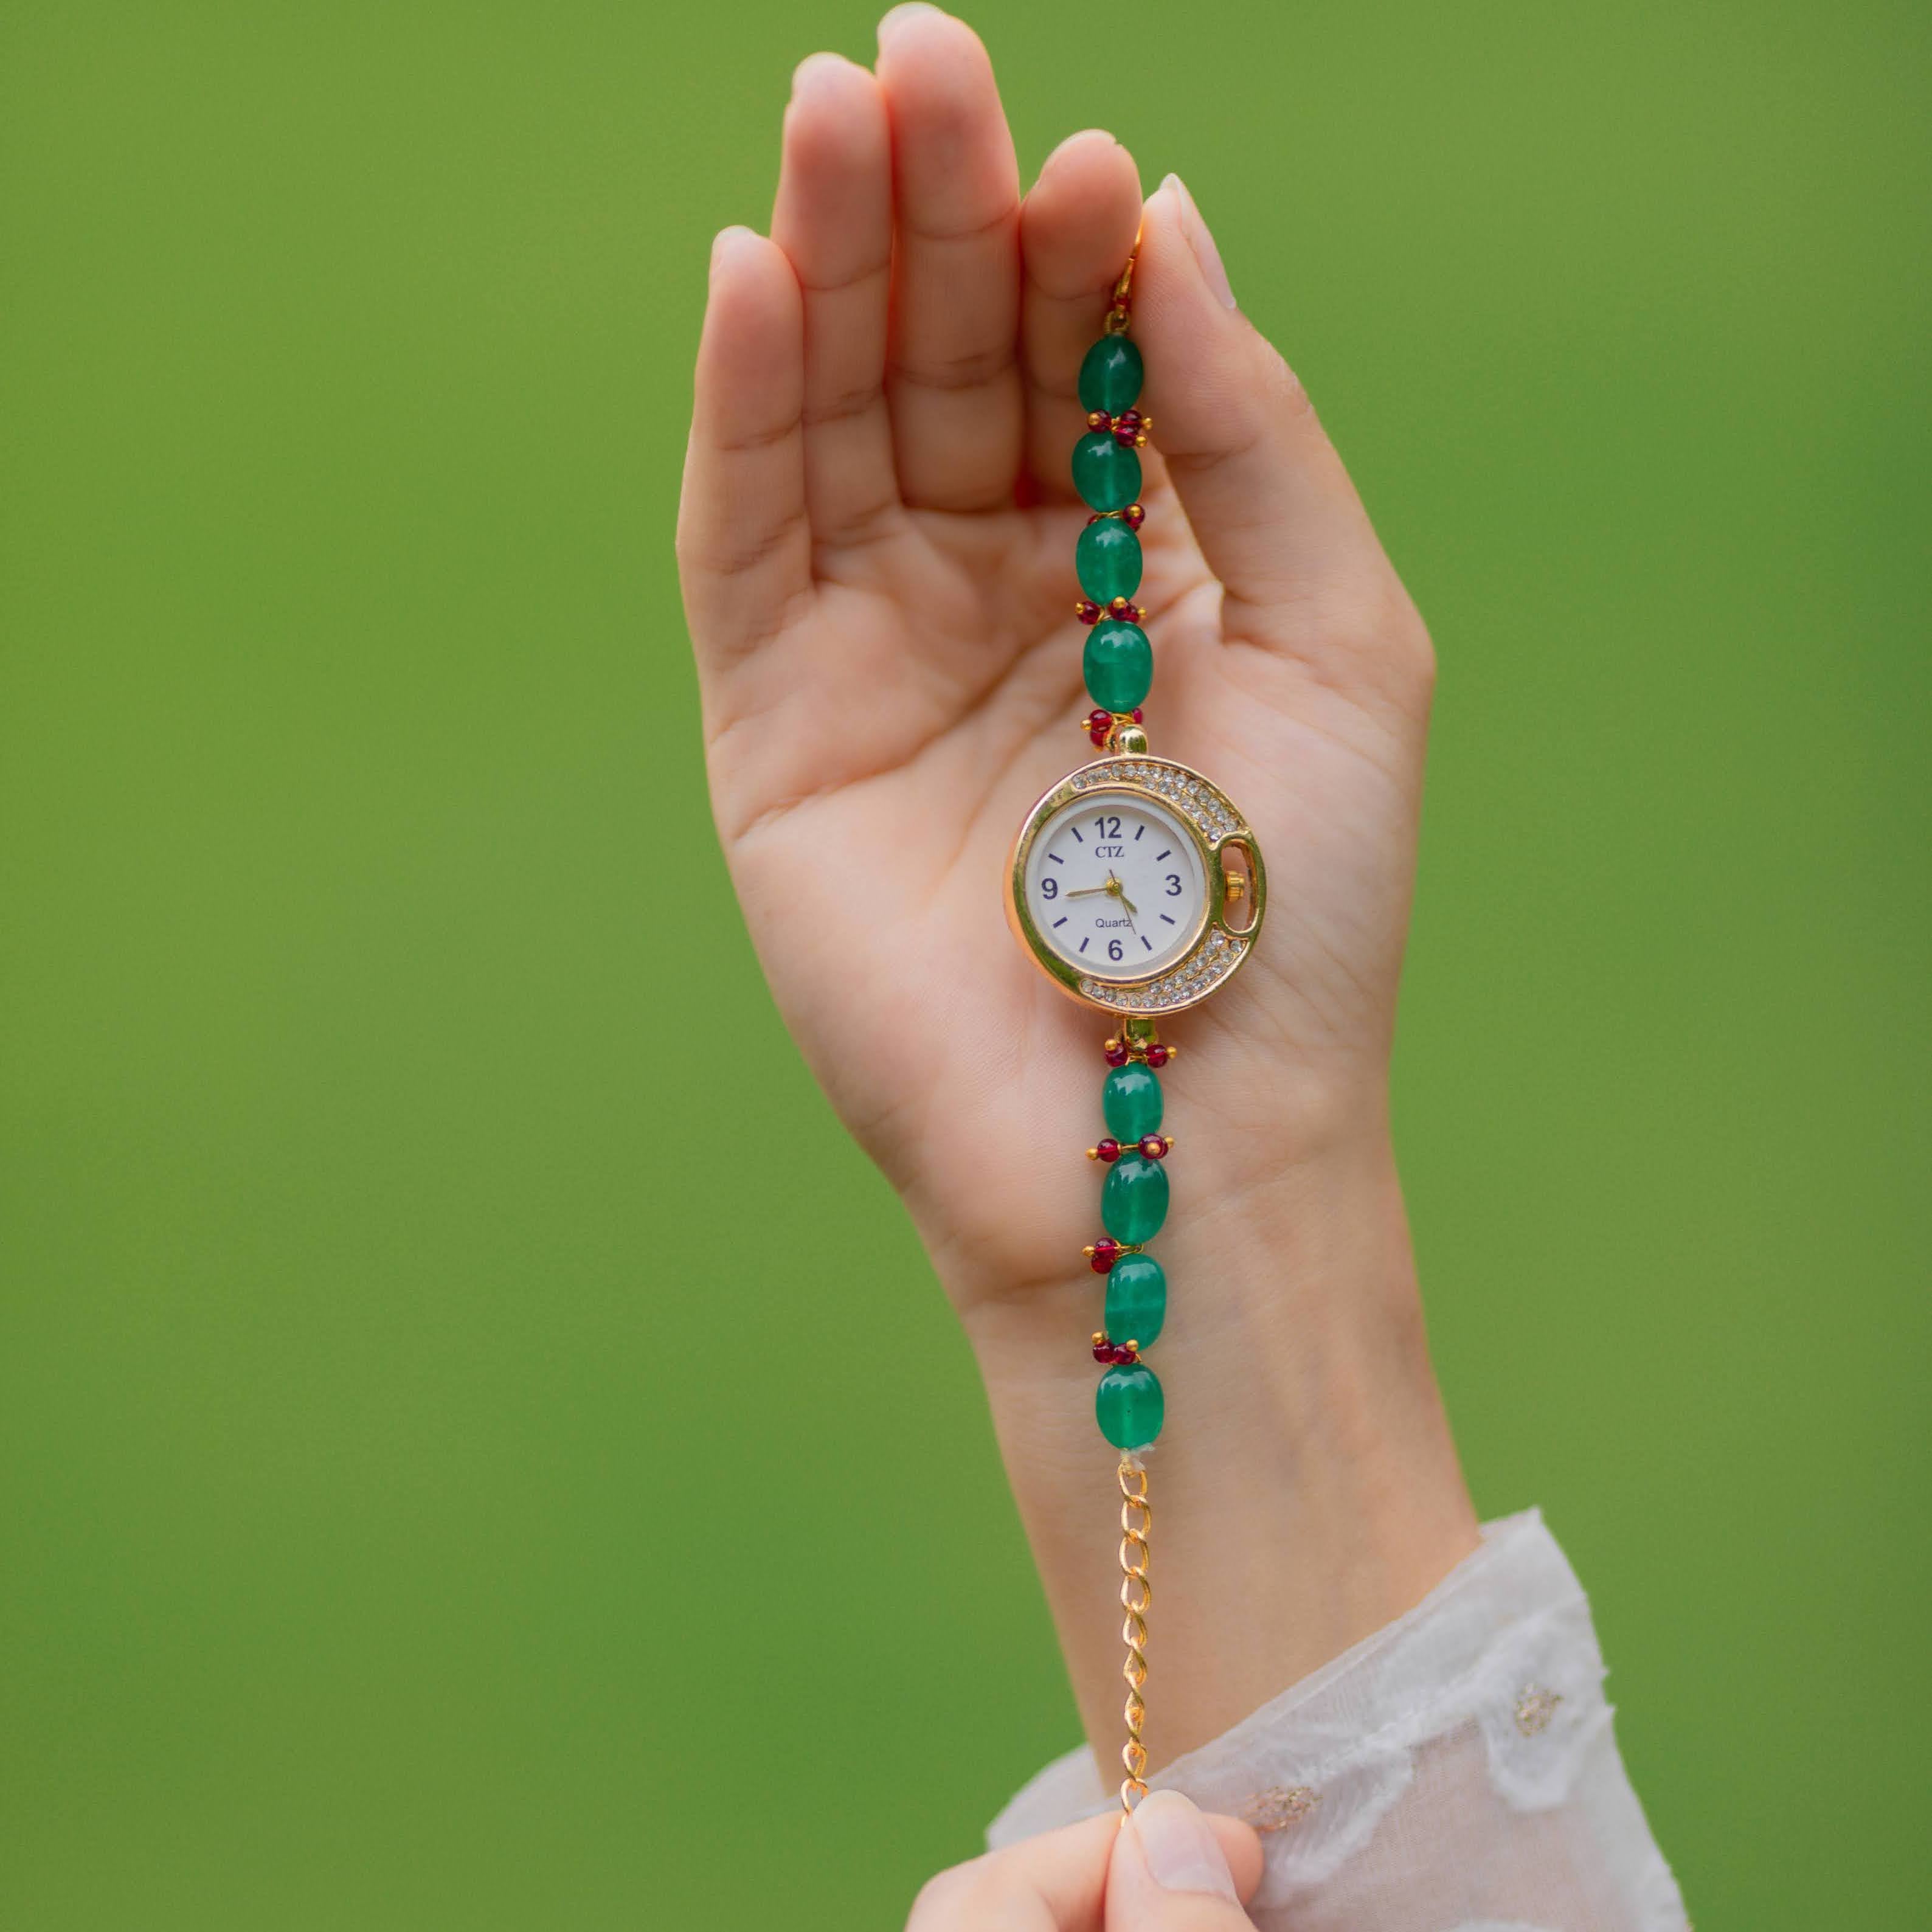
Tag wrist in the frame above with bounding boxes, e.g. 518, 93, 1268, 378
954, 1126, 1479, 1768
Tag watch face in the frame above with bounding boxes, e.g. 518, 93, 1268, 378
1006, 754, 1265, 1016
1020, 791, 1208, 980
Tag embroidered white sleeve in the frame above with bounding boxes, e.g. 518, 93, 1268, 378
986, 1511, 1689, 1932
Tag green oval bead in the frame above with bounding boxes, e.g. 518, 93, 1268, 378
1103, 1062, 1163, 1141
1096, 1362, 1163, 1449
1076, 519, 1143, 604
1101, 1153, 1169, 1245
1079, 336, 1144, 415
1071, 432, 1141, 513
1104, 1254, 1167, 1351
1083, 620, 1152, 713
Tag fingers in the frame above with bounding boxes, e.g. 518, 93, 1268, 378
1131, 175, 1433, 712
903, 1801, 1262, 1932
875, 5, 1025, 511
1106, 1793, 1264, 1931
907, 1815, 1115, 1931
771, 54, 903, 551
676, 227, 809, 670
1019, 130, 1146, 497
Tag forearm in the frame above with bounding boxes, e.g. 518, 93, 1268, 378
951, 1124, 1480, 1771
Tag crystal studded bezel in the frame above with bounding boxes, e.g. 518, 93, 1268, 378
1005, 753, 1267, 1016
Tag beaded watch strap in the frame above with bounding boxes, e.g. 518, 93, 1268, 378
1069, 260, 1172, 1813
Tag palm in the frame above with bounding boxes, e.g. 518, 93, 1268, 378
681, 18, 1432, 1313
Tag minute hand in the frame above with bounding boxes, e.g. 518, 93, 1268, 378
1065, 884, 1115, 899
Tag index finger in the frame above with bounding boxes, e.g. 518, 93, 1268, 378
908, 1815, 1118, 1931
905, 1810, 1260, 1931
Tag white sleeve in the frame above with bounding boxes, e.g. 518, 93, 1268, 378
986, 1510, 1689, 1932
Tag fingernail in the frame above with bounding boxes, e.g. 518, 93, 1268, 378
1042, 126, 1120, 169
1163, 173, 1236, 310
1129, 1791, 1240, 1900
878, 1, 944, 40
791, 51, 852, 102
710, 225, 758, 275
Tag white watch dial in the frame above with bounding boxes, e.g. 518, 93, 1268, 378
1022, 792, 1208, 979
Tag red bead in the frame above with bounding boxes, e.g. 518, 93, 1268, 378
1096, 1137, 1121, 1163
1088, 708, 1112, 728
1140, 1135, 1168, 1159
1121, 504, 1145, 530
1087, 410, 1108, 430
1092, 1338, 1113, 1363
1103, 1041, 1129, 1067
1109, 597, 1131, 615
1088, 728, 1109, 746
1076, 600, 1102, 626
1131, 707, 1144, 723
1145, 1044, 1170, 1068
1113, 409, 1142, 447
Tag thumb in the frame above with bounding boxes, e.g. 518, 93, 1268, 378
1133, 173, 1432, 720
1106, 1791, 1262, 1931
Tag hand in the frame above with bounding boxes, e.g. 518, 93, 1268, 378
1067, 874, 1136, 915
908, 1795, 1262, 1932
679, 7, 1478, 1764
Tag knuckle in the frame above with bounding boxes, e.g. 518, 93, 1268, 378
803, 378, 884, 429
1255, 336, 1315, 428
1253, 573, 1435, 724
1167, 1900, 1261, 1931
890, 341, 1013, 394
904, 1860, 989, 1927
1385, 590, 1436, 697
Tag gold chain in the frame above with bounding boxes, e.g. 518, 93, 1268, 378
1104, 235, 1140, 334
1117, 1456, 1152, 1812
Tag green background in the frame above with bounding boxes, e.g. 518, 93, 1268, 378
3, 1, 1926, 1923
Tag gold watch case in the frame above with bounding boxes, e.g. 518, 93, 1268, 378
1005, 753, 1265, 1017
